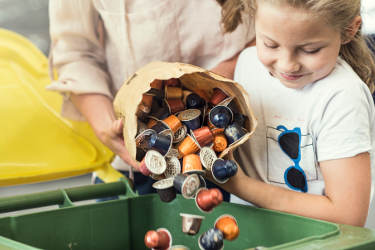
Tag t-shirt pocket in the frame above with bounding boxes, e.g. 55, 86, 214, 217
266, 125, 318, 192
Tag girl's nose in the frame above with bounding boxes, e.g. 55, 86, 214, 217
277, 53, 301, 74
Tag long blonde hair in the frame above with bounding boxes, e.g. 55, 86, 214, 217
217, 0, 375, 92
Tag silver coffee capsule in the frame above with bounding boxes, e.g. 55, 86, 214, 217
180, 213, 205, 235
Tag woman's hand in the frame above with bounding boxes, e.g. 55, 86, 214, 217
71, 93, 139, 170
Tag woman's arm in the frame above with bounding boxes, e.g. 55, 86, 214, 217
71, 93, 139, 170
220, 152, 371, 226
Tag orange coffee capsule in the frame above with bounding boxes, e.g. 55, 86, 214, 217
182, 154, 203, 174
213, 134, 227, 152
210, 88, 228, 106
178, 135, 200, 157
163, 115, 182, 133
215, 215, 239, 241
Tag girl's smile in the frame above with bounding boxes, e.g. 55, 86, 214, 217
255, 1, 342, 89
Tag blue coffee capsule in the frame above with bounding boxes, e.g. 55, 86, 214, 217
149, 133, 172, 156
209, 105, 233, 129
224, 123, 247, 145
225, 160, 238, 177
199, 228, 224, 250
233, 112, 247, 127
186, 93, 205, 109
211, 159, 228, 182
178, 109, 201, 131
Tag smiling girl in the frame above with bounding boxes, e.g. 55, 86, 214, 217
216, 0, 375, 226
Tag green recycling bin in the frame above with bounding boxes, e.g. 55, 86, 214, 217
0, 179, 375, 250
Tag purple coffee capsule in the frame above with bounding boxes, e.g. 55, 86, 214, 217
151, 120, 170, 133
186, 93, 205, 109
198, 228, 224, 250
178, 109, 202, 131
224, 122, 248, 145
209, 105, 233, 129
149, 132, 172, 156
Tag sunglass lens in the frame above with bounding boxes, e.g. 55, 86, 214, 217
279, 132, 299, 159
286, 167, 307, 192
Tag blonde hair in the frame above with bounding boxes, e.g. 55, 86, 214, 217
217, 0, 375, 92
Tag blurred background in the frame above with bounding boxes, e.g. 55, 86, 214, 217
0, 0, 374, 230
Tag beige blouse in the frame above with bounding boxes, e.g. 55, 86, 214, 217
47, 0, 254, 120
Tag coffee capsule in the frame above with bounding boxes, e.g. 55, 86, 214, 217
164, 156, 181, 178
182, 154, 204, 174
166, 99, 185, 114
199, 147, 217, 170
171, 245, 190, 250
211, 159, 238, 184
173, 173, 201, 199
195, 188, 223, 213
186, 93, 205, 109
224, 123, 248, 145
180, 213, 205, 235
153, 177, 176, 202
144, 228, 172, 250
150, 104, 171, 120
149, 132, 173, 156
198, 228, 224, 250
140, 150, 167, 176
192, 126, 213, 147
165, 78, 180, 86
150, 79, 164, 90
208, 105, 233, 129
135, 129, 157, 150
214, 214, 239, 241
173, 125, 187, 144
165, 86, 183, 99
209, 88, 228, 106
178, 109, 201, 131
213, 134, 227, 152
178, 135, 200, 157
163, 115, 183, 134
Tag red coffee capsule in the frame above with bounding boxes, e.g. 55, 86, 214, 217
195, 188, 223, 212
144, 228, 172, 250
192, 126, 213, 147
210, 88, 228, 106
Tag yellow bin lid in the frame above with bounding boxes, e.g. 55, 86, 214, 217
0, 29, 122, 186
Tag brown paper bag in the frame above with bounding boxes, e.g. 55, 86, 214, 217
113, 61, 257, 162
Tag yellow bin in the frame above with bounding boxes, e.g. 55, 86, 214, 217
0, 28, 122, 186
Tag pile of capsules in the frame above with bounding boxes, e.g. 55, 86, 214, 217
135, 78, 247, 249
145, 214, 239, 250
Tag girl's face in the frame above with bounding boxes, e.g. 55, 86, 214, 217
255, 2, 342, 89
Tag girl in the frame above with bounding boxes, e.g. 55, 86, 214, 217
217, 0, 375, 226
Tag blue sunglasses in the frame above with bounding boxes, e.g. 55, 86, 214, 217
277, 125, 308, 193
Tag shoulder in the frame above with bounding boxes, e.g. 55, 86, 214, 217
313, 58, 373, 104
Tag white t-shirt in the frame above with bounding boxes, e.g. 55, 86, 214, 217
233, 47, 375, 196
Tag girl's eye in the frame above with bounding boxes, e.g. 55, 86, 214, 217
302, 48, 321, 54
264, 42, 278, 49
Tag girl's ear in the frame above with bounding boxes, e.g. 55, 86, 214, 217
342, 16, 362, 44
